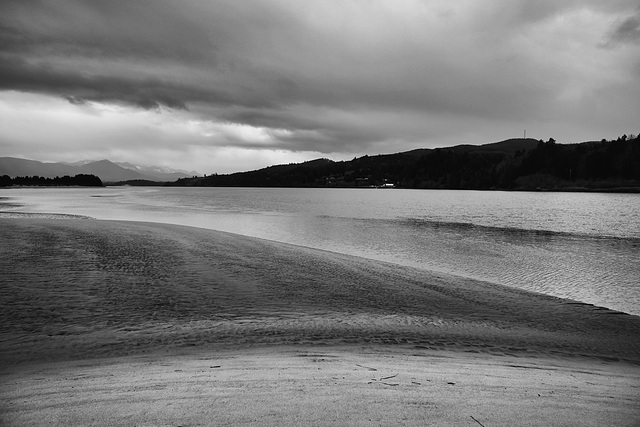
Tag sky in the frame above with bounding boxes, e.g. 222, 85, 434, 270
1, 1, 639, 174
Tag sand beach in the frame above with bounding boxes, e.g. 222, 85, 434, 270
1, 217, 639, 426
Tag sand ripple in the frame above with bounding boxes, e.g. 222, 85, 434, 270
1, 218, 639, 365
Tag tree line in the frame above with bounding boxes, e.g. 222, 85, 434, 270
171, 134, 640, 191
0, 174, 104, 187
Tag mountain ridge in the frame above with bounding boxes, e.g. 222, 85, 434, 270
0, 158, 196, 182
3, 136, 639, 190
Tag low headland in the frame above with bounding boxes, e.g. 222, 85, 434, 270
1, 216, 639, 425
169, 136, 640, 192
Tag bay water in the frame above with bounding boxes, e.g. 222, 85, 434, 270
2, 187, 639, 316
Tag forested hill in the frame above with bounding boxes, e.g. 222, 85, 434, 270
173, 135, 640, 191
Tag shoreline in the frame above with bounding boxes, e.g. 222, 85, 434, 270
2, 209, 639, 317
2, 217, 640, 425
1, 216, 639, 364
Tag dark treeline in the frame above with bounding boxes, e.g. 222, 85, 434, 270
172, 135, 640, 191
0, 174, 104, 187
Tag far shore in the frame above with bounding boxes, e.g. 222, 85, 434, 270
4, 182, 640, 194
1, 217, 639, 426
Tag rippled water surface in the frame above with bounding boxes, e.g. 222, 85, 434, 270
2, 187, 639, 315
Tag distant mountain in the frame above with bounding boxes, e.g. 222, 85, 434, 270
171, 136, 640, 191
0, 157, 74, 178
0, 158, 196, 182
113, 162, 198, 181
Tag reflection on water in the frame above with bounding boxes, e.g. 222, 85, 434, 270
2, 187, 639, 315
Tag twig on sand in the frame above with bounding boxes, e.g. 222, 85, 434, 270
356, 364, 377, 371
470, 415, 486, 427
380, 373, 398, 380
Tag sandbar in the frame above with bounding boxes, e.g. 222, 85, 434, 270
1, 217, 639, 426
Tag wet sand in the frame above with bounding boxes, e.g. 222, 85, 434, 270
1, 217, 639, 426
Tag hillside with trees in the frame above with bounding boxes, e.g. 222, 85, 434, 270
172, 135, 640, 191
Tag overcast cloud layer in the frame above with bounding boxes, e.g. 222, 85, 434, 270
1, 0, 639, 174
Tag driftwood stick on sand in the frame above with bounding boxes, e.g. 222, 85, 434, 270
356, 364, 377, 371
471, 415, 486, 427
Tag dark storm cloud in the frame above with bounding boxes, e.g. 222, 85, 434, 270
1, 0, 640, 166
0, 0, 217, 61
604, 8, 640, 46
0, 56, 190, 110
0, 0, 238, 110
1, 0, 548, 117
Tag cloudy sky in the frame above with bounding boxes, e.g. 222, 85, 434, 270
1, 1, 639, 174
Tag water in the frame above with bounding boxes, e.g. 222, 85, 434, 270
2, 187, 639, 316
